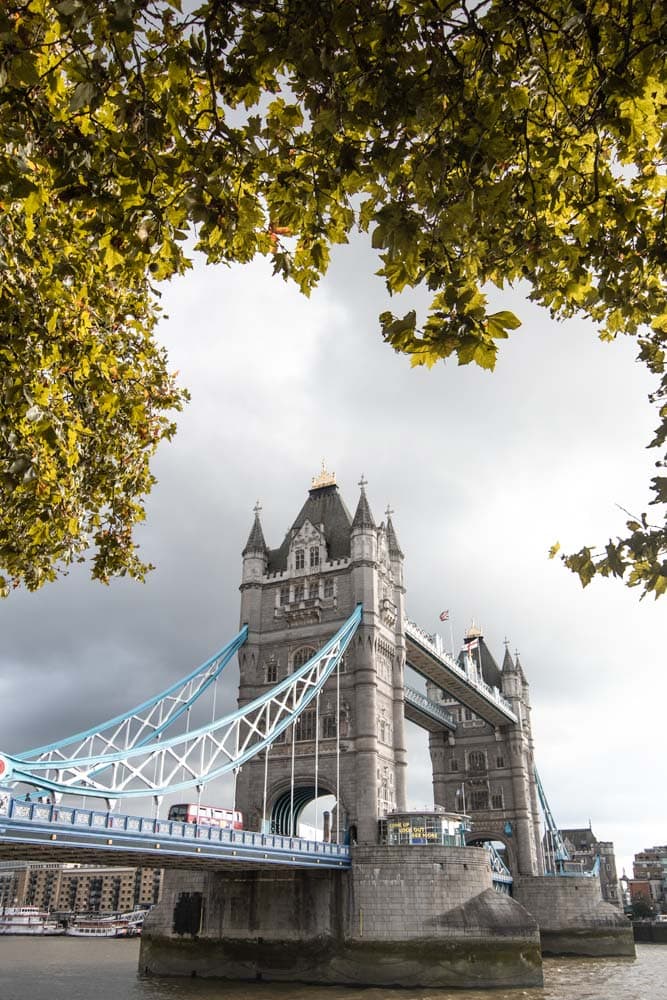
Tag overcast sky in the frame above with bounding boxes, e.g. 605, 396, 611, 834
2, 232, 664, 878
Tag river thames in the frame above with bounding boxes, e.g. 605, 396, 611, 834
1, 939, 665, 1000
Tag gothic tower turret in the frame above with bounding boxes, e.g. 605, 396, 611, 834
234, 469, 409, 845
427, 628, 543, 876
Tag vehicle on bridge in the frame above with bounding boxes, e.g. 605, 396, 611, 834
167, 803, 243, 830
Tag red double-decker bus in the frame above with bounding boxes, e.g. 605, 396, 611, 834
167, 803, 243, 830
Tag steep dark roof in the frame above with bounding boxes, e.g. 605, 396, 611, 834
461, 637, 503, 689
560, 827, 598, 849
242, 512, 267, 556
386, 515, 404, 558
267, 484, 353, 571
351, 487, 375, 531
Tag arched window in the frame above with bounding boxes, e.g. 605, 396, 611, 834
295, 549, 305, 570
265, 656, 278, 684
309, 546, 320, 567
468, 750, 486, 772
294, 709, 316, 741
292, 646, 316, 671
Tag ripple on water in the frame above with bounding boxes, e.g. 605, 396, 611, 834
0, 939, 665, 1000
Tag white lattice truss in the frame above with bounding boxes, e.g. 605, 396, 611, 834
4, 606, 362, 801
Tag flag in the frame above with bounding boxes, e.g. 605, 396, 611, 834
439, 610, 449, 622
465, 637, 479, 651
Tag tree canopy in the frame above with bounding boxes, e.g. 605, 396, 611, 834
1, 0, 666, 596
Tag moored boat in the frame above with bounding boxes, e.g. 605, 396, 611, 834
0, 906, 64, 935
65, 910, 146, 938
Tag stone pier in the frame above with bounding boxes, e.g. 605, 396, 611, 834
514, 876, 635, 956
141, 845, 543, 989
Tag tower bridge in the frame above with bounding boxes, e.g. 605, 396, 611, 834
0, 470, 633, 987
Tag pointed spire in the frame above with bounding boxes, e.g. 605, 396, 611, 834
502, 643, 516, 673
514, 649, 528, 683
385, 505, 404, 558
351, 475, 375, 530
242, 501, 268, 555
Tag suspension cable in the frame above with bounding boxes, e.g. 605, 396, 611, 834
336, 652, 341, 844
262, 744, 269, 833
314, 692, 320, 840
290, 719, 296, 838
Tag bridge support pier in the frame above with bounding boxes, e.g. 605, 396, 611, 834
514, 876, 635, 956
140, 846, 542, 989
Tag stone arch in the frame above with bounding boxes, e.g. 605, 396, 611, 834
269, 777, 345, 840
466, 828, 518, 880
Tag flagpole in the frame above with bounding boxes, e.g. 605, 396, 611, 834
449, 619, 454, 658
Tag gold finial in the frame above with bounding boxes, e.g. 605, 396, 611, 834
311, 461, 336, 489
358, 474, 368, 491
465, 619, 483, 640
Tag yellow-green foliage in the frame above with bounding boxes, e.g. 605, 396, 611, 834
1, 1, 665, 595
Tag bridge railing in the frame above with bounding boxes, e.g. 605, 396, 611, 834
0, 792, 350, 859
404, 620, 515, 716
403, 685, 457, 728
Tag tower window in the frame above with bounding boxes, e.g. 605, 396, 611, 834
491, 792, 504, 810
280, 586, 290, 605
470, 790, 488, 810
468, 751, 486, 772
310, 547, 320, 567
450, 758, 459, 771
294, 582, 304, 602
324, 578, 334, 598
322, 715, 337, 739
308, 579, 319, 600
495, 755, 505, 768
295, 549, 305, 570
266, 657, 278, 684
292, 646, 316, 670
295, 709, 316, 742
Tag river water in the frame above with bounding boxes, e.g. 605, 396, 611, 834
1, 939, 665, 1000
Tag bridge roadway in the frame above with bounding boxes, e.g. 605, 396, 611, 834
403, 684, 457, 733
0, 792, 350, 871
404, 621, 517, 727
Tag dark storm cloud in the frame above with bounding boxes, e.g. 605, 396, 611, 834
1, 239, 664, 873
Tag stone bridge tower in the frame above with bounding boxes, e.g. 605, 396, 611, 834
235, 468, 408, 844
427, 629, 543, 876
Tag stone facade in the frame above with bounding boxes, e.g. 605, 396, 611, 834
141, 846, 543, 988
427, 633, 543, 876
236, 474, 408, 845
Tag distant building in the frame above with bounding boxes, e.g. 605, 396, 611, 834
558, 826, 621, 906
631, 845, 667, 912
627, 879, 654, 910
0, 861, 163, 912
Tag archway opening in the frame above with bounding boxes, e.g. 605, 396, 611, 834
271, 787, 340, 840
467, 834, 514, 895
